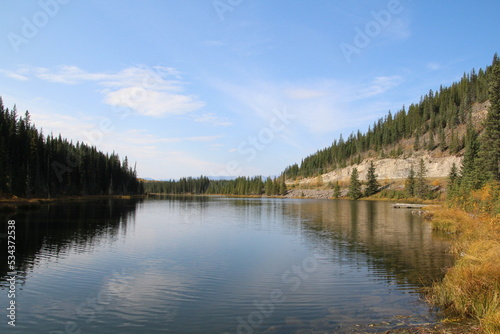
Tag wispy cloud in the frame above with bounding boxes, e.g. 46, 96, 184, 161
6, 65, 205, 117
284, 88, 330, 100
358, 75, 403, 98
193, 112, 232, 126
203, 40, 225, 47
0, 69, 28, 81
385, 17, 411, 40
121, 130, 223, 145
427, 62, 441, 71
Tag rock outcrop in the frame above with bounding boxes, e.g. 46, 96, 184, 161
292, 153, 462, 185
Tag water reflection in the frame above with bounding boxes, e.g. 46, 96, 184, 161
0, 197, 453, 333
0, 198, 143, 285
282, 199, 453, 287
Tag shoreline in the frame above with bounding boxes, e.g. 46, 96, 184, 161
0, 194, 146, 212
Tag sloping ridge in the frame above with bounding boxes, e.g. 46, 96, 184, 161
296, 153, 462, 185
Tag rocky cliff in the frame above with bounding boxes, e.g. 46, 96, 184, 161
292, 153, 462, 186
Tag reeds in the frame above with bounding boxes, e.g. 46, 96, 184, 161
427, 205, 500, 333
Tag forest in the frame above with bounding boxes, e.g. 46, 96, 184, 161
142, 176, 287, 196
283, 54, 499, 179
0, 100, 142, 198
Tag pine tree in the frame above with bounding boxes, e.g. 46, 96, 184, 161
428, 131, 436, 151
447, 163, 459, 199
348, 168, 362, 200
279, 177, 287, 196
478, 54, 500, 182
439, 127, 446, 151
416, 158, 429, 199
405, 164, 416, 197
265, 177, 273, 196
461, 126, 481, 190
413, 131, 420, 151
333, 181, 341, 198
364, 161, 380, 197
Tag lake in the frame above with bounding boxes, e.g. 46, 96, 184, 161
0, 197, 453, 333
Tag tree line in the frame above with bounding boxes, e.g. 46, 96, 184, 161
142, 176, 287, 196
343, 54, 500, 202
447, 54, 500, 209
0, 99, 142, 198
283, 54, 499, 179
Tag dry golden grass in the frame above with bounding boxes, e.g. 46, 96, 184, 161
427, 205, 500, 333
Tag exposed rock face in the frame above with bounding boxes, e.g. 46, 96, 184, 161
295, 153, 463, 185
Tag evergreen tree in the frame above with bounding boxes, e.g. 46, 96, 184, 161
265, 177, 273, 196
439, 127, 446, 151
333, 181, 341, 198
413, 131, 420, 151
348, 168, 362, 200
428, 131, 436, 150
405, 164, 416, 197
364, 161, 380, 197
460, 126, 481, 190
416, 158, 429, 199
279, 177, 287, 196
447, 163, 459, 199
478, 54, 500, 182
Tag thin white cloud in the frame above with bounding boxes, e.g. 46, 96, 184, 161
105, 87, 204, 117
427, 62, 441, 71
194, 112, 232, 126
358, 75, 403, 98
284, 88, 330, 100
203, 40, 225, 47
9, 65, 204, 117
120, 129, 223, 145
0, 69, 28, 81
211, 74, 406, 135
211, 78, 352, 134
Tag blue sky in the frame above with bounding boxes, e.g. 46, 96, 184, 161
1, 0, 499, 179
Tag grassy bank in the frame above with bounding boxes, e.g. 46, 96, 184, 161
0, 194, 145, 212
425, 204, 500, 333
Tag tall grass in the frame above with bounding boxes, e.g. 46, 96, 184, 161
426, 184, 500, 333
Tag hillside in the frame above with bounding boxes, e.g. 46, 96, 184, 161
290, 101, 489, 186
282, 56, 498, 187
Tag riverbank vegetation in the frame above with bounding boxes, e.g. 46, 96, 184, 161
424, 56, 500, 334
427, 185, 499, 334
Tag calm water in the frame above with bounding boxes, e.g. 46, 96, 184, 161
0, 197, 453, 333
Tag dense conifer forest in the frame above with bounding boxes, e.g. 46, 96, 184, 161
0, 99, 142, 198
142, 176, 287, 196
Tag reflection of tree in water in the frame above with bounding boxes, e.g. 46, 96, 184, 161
277, 199, 454, 288
0, 198, 143, 285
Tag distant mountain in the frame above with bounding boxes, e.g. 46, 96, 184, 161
141, 176, 239, 182
206, 176, 238, 181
